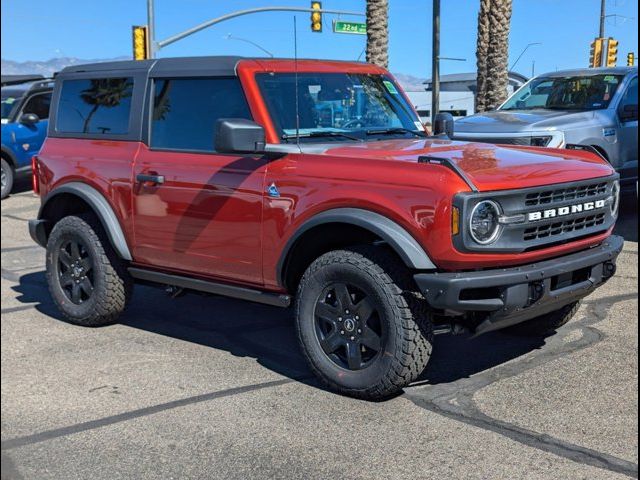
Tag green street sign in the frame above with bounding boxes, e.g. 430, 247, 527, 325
333, 20, 367, 35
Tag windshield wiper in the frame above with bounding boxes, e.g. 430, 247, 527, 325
281, 131, 363, 142
365, 127, 426, 137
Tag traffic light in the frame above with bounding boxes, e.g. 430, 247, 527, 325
132, 25, 149, 60
589, 38, 604, 68
605, 38, 619, 67
310, 2, 322, 32
628, 52, 635, 67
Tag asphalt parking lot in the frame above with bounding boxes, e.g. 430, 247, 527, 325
1, 181, 638, 480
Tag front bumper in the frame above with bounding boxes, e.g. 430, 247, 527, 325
414, 235, 624, 335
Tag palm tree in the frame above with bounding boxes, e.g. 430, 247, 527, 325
80, 79, 133, 133
366, 0, 389, 68
475, 0, 513, 112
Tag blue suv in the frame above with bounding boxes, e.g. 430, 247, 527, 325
1, 79, 53, 199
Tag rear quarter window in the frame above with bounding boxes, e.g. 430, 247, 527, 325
56, 78, 134, 135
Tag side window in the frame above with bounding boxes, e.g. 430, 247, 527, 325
619, 77, 638, 109
22, 92, 52, 119
150, 78, 252, 151
56, 78, 134, 134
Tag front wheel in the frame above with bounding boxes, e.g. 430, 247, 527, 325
1, 158, 14, 199
46, 214, 132, 326
295, 246, 433, 400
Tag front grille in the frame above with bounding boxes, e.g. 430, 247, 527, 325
454, 136, 531, 146
523, 213, 606, 242
453, 175, 617, 253
524, 182, 608, 207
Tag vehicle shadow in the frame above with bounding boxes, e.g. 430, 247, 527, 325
12, 271, 549, 393
9, 177, 33, 195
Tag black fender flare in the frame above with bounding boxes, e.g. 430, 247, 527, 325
38, 182, 132, 261
277, 207, 437, 285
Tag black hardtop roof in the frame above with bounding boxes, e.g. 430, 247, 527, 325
57, 56, 371, 78
58, 56, 245, 77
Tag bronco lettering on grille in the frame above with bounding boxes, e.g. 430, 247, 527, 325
527, 199, 607, 222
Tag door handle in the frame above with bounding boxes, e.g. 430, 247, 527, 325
136, 173, 165, 185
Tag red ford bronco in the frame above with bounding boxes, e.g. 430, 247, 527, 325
29, 57, 623, 399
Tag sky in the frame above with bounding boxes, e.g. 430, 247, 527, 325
1, 0, 638, 79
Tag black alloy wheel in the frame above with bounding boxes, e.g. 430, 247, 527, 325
314, 282, 385, 371
54, 237, 95, 305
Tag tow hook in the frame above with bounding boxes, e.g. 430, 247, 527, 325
604, 262, 617, 279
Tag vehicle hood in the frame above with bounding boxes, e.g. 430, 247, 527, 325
454, 109, 597, 134
316, 138, 614, 192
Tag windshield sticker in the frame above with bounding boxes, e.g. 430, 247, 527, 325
2, 97, 16, 104
603, 76, 616, 82
383, 80, 399, 95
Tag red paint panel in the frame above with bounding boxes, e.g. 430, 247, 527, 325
37, 137, 138, 245
132, 145, 268, 286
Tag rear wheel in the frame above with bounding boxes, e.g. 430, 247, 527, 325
1, 158, 14, 199
46, 214, 132, 326
295, 246, 433, 400
505, 301, 581, 337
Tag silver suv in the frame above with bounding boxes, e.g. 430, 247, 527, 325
454, 67, 638, 195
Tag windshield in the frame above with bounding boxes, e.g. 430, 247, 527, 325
501, 74, 624, 111
256, 73, 423, 142
1, 94, 22, 121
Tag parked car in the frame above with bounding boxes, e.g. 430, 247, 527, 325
29, 57, 622, 400
454, 67, 638, 196
1, 78, 54, 198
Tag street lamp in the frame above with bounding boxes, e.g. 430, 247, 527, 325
224, 34, 274, 57
510, 42, 542, 72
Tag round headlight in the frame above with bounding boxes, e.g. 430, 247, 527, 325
611, 180, 620, 216
470, 200, 502, 245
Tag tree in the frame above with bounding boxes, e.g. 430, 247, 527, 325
366, 0, 389, 68
80, 79, 133, 133
475, 0, 513, 112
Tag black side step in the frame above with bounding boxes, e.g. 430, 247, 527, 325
128, 268, 291, 308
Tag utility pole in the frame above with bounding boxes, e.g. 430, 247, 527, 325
599, 0, 606, 38
431, 0, 440, 124
147, 0, 156, 58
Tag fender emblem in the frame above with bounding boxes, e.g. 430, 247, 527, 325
267, 183, 280, 198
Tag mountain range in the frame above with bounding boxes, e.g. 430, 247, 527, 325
1, 57, 427, 91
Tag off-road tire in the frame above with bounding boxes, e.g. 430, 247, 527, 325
505, 301, 581, 337
295, 246, 434, 400
46, 214, 133, 326
1, 158, 14, 200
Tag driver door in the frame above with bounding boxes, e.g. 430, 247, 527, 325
132, 77, 268, 286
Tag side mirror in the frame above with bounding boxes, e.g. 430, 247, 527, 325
433, 112, 454, 138
215, 118, 266, 154
620, 104, 638, 122
19, 113, 40, 125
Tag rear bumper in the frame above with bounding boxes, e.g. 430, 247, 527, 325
28, 219, 47, 248
414, 235, 624, 335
